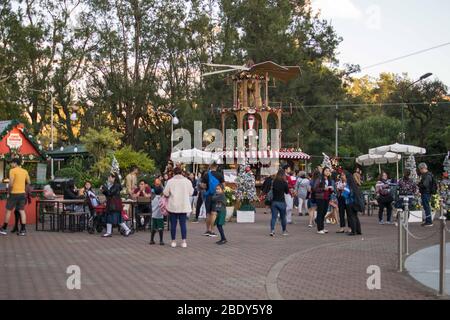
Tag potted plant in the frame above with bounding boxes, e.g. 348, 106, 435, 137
234, 165, 258, 223
407, 197, 423, 223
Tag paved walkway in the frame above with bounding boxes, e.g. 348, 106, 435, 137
405, 244, 450, 295
0, 209, 447, 299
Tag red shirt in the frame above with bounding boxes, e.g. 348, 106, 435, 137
133, 186, 151, 197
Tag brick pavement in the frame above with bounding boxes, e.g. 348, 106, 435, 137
0, 209, 446, 300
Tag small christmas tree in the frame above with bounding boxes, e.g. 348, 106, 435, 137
111, 156, 121, 180
444, 152, 450, 175
235, 164, 258, 210
405, 154, 418, 182
321, 153, 332, 169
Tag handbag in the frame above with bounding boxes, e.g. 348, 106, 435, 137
159, 196, 169, 216
199, 202, 207, 219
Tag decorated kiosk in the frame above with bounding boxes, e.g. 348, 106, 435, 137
202, 61, 311, 218
0, 120, 47, 225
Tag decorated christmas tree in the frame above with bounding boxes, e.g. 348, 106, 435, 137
111, 156, 121, 180
444, 152, 450, 175
405, 154, 418, 182
235, 164, 258, 210
321, 153, 332, 169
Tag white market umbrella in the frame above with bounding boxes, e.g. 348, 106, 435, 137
170, 148, 220, 164
356, 152, 402, 179
369, 143, 426, 156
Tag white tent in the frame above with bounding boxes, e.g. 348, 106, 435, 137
369, 143, 426, 155
356, 152, 402, 179
356, 152, 401, 166
170, 148, 220, 164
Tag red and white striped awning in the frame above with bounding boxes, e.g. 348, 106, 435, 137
279, 151, 310, 160
213, 150, 310, 160
214, 150, 280, 159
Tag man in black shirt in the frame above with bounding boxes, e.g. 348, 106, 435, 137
418, 162, 434, 227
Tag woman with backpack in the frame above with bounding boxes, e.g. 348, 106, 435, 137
343, 171, 363, 236
376, 172, 394, 225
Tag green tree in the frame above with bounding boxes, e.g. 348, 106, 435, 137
115, 145, 156, 174
80, 127, 122, 177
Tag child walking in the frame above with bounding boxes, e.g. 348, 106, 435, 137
212, 184, 227, 245
150, 186, 165, 245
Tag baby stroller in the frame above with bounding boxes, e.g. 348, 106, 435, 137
85, 192, 107, 234
86, 194, 134, 235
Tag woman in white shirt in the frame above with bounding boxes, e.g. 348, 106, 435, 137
163, 167, 194, 248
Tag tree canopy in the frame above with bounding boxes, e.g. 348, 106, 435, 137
0, 0, 448, 174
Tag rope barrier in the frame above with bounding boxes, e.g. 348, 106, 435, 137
401, 220, 440, 240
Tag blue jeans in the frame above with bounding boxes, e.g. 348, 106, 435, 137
270, 201, 287, 232
421, 194, 432, 224
169, 213, 187, 240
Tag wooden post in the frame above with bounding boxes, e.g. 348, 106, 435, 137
243, 79, 248, 109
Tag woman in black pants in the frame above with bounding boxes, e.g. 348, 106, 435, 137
343, 172, 362, 235
376, 172, 393, 224
312, 167, 333, 235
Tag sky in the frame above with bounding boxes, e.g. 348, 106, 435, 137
311, 0, 450, 87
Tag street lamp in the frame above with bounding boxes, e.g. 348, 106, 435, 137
158, 109, 180, 154
400, 72, 433, 143
70, 111, 78, 121
30, 88, 55, 180
399, 72, 433, 173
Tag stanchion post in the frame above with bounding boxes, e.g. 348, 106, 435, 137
404, 197, 409, 256
439, 215, 446, 296
438, 201, 446, 296
398, 209, 404, 272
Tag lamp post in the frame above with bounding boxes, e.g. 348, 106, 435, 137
159, 109, 179, 154
30, 89, 55, 180
400, 72, 433, 144
171, 111, 179, 153
399, 72, 433, 173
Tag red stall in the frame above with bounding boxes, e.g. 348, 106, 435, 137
0, 120, 47, 225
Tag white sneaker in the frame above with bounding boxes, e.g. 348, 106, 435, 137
181, 241, 187, 248
317, 230, 326, 235
323, 229, 329, 233
171, 241, 177, 248
102, 233, 112, 238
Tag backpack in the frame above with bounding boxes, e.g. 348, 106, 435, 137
205, 171, 220, 198
159, 196, 169, 216
431, 174, 438, 195
353, 191, 365, 213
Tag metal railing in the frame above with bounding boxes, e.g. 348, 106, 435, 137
397, 196, 447, 296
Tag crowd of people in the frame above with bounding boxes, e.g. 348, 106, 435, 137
0, 157, 444, 247
264, 165, 364, 236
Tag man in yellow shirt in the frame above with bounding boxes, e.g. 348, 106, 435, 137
0, 158, 30, 236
